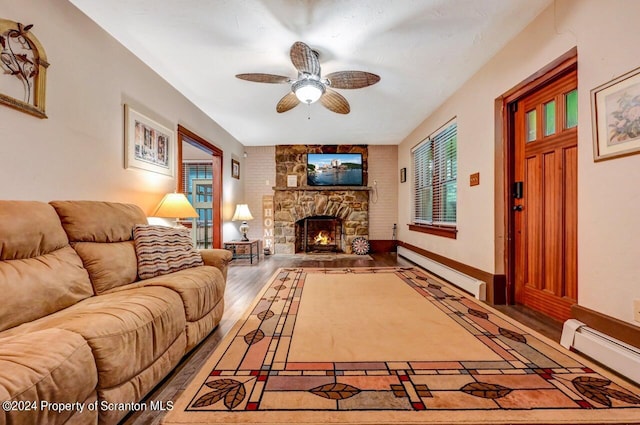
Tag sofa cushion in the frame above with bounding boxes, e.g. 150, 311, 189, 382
72, 241, 138, 294
4, 286, 186, 389
50, 201, 148, 243
0, 247, 95, 332
50, 201, 148, 293
0, 201, 69, 260
110, 265, 225, 322
0, 329, 98, 425
0, 201, 94, 332
97, 333, 186, 425
133, 224, 204, 279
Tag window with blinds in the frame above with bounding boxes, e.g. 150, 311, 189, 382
412, 120, 457, 227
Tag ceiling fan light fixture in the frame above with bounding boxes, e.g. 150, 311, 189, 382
292, 78, 325, 104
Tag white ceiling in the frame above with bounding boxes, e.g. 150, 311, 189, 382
69, 0, 551, 146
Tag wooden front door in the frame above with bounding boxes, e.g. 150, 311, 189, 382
512, 66, 578, 322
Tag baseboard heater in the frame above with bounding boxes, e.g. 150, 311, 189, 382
561, 319, 640, 384
397, 246, 486, 301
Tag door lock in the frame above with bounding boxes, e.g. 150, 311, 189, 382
513, 205, 523, 211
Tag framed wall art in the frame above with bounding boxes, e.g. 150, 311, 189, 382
591, 66, 640, 161
232, 158, 240, 179
0, 19, 49, 118
124, 104, 175, 177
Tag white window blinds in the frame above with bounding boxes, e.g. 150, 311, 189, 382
412, 121, 457, 225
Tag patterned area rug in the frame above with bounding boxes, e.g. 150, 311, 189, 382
163, 267, 640, 424
275, 254, 373, 261
299, 254, 373, 261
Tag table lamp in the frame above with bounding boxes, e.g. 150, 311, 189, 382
231, 204, 254, 241
151, 192, 198, 227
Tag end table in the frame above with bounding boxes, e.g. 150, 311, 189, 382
223, 239, 260, 264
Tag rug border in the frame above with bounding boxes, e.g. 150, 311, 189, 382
163, 266, 640, 425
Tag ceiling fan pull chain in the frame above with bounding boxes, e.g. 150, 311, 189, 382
307, 103, 311, 120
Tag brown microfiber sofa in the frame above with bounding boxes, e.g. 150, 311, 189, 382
0, 200, 232, 425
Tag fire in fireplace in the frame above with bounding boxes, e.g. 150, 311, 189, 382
313, 230, 332, 246
295, 216, 343, 253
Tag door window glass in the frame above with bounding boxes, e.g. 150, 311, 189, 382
565, 89, 578, 128
544, 100, 556, 136
526, 109, 537, 142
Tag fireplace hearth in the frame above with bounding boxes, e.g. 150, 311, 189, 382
296, 216, 343, 253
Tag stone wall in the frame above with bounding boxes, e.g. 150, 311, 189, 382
273, 145, 369, 254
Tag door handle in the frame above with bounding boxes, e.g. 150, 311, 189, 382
513, 205, 523, 211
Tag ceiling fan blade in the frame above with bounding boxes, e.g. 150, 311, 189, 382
236, 73, 290, 84
290, 41, 320, 76
320, 89, 350, 114
325, 71, 381, 89
276, 92, 300, 113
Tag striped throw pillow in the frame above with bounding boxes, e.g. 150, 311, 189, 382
133, 224, 204, 280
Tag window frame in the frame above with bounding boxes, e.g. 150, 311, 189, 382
410, 119, 458, 239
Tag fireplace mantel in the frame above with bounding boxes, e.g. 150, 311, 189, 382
273, 186, 372, 191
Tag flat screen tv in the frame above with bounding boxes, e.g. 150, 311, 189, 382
307, 153, 363, 186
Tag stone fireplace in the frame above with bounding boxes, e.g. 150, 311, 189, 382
274, 189, 368, 254
273, 145, 369, 255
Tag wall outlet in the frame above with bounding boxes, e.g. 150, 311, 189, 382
635, 299, 640, 323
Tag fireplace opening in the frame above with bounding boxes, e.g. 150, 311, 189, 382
295, 216, 343, 253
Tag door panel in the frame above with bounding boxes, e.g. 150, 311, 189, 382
513, 68, 577, 322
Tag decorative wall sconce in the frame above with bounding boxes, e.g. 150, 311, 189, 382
0, 19, 49, 118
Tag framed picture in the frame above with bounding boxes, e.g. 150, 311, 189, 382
400, 167, 407, 183
232, 158, 240, 179
0, 19, 48, 119
591, 66, 640, 161
124, 104, 175, 177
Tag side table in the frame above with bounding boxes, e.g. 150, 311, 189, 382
223, 239, 260, 264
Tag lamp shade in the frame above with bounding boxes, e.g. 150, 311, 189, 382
151, 193, 198, 218
231, 204, 254, 221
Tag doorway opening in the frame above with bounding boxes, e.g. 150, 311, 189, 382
177, 125, 223, 249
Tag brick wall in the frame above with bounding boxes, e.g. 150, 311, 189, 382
243, 146, 276, 241
368, 145, 398, 240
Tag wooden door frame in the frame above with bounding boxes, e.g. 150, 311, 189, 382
500, 47, 577, 305
177, 125, 223, 249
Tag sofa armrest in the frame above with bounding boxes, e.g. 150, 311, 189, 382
199, 249, 232, 280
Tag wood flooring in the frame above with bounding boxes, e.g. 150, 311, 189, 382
121, 252, 562, 425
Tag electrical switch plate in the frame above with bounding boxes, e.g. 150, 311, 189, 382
634, 299, 640, 323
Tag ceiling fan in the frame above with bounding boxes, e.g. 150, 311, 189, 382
236, 41, 380, 115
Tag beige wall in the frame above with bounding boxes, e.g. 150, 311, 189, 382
398, 0, 640, 324
0, 0, 245, 242
242, 145, 398, 243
